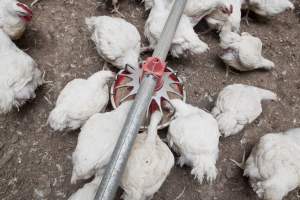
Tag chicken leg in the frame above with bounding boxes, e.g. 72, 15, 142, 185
230, 149, 246, 169
111, 0, 125, 18
242, 9, 251, 26
31, 0, 42, 7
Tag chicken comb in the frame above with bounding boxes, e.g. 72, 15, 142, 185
16, 3, 33, 16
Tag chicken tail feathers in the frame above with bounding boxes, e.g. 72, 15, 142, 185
0, 88, 14, 114
191, 155, 217, 184
258, 58, 275, 70
256, 88, 277, 101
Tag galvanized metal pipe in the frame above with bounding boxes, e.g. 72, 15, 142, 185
153, 0, 188, 60
94, 1, 187, 200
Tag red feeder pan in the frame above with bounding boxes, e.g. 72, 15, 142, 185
110, 62, 186, 130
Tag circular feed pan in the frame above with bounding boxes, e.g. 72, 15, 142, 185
110, 64, 186, 130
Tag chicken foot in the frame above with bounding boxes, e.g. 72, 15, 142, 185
111, 2, 125, 18
230, 149, 246, 169
242, 9, 251, 26
31, 0, 43, 7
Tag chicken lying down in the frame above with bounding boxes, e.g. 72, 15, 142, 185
0, 0, 32, 40
168, 99, 220, 184
219, 21, 274, 71
71, 101, 133, 183
243, 0, 294, 17
244, 128, 300, 200
86, 16, 141, 69
212, 84, 277, 137
206, 0, 242, 32
145, 0, 209, 58
69, 110, 174, 200
48, 70, 114, 132
121, 111, 174, 200
0, 29, 42, 114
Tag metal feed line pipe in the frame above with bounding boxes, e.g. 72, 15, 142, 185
94, 1, 188, 200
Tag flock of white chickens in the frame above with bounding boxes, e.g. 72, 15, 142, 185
0, 0, 299, 199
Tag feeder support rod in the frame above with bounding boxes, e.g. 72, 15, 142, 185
94, 1, 187, 200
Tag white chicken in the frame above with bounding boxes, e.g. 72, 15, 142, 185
243, 0, 294, 17
85, 16, 141, 69
71, 101, 132, 183
212, 84, 277, 137
143, 0, 233, 27
206, 0, 241, 32
167, 99, 220, 184
144, 0, 209, 58
244, 128, 300, 200
48, 70, 114, 132
121, 111, 174, 200
0, 0, 32, 40
219, 21, 275, 71
0, 29, 42, 114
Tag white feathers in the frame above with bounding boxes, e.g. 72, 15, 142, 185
144, 0, 209, 58
48, 70, 114, 132
85, 16, 141, 69
212, 84, 277, 137
244, 0, 294, 17
121, 111, 174, 200
144, 0, 233, 26
0, 0, 31, 40
68, 176, 102, 200
71, 101, 132, 184
0, 29, 42, 114
244, 128, 300, 200
168, 99, 220, 184
184, 0, 233, 26
219, 22, 275, 71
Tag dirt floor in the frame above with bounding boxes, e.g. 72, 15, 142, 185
0, 0, 300, 199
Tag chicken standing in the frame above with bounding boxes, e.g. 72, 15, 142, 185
244, 128, 300, 200
48, 70, 114, 132
0, 29, 42, 114
206, 0, 242, 32
212, 84, 277, 137
0, 0, 32, 40
167, 99, 220, 184
143, 0, 233, 27
71, 101, 132, 183
219, 21, 275, 71
144, 0, 209, 58
85, 16, 141, 69
243, 0, 294, 17
121, 111, 174, 200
